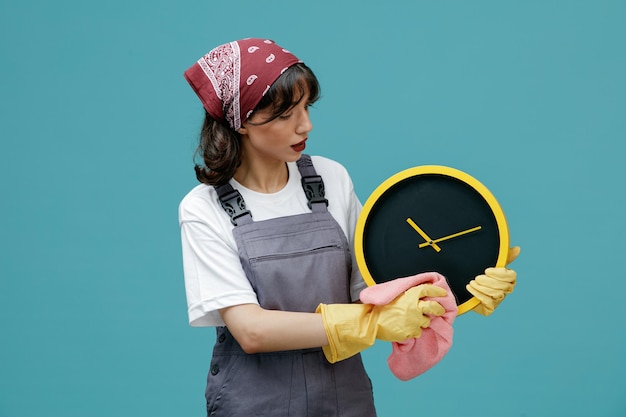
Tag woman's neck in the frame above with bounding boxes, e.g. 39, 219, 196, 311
233, 157, 289, 194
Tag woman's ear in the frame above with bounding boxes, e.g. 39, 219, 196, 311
237, 126, 247, 135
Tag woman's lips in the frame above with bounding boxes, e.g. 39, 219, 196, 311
291, 139, 307, 152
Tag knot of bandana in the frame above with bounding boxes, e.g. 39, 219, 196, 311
184, 38, 302, 131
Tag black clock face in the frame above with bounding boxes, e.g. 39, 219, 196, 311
357, 169, 508, 312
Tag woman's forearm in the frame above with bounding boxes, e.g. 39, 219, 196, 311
219, 303, 329, 354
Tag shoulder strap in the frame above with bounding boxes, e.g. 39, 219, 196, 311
214, 183, 253, 226
297, 154, 329, 212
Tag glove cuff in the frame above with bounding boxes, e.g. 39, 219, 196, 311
316, 303, 376, 363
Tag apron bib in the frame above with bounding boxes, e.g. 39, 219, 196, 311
205, 155, 376, 417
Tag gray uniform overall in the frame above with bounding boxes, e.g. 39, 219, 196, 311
206, 155, 376, 417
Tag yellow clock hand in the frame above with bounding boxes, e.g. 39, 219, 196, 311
418, 226, 482, 248
406, 218, 442, 252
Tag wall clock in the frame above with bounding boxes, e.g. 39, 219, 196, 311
355, 166, 510, 315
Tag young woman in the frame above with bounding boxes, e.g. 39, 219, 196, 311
179, 38, 518, 416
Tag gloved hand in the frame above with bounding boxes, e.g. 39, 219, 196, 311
467, 246, 520, 316
360, 272, 457, 380
505, 246, 521, 265
316, 284, 446, 363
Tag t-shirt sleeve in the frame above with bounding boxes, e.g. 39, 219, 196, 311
179, 190, 259, 327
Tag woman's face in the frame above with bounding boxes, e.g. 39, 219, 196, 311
238, 88, 313, 164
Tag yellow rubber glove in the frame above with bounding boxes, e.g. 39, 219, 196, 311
316, 284, 447, 363
505, 246, 521, 265
467, 246, 520, 316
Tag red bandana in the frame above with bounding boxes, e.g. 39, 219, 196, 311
184, 38, 302, 130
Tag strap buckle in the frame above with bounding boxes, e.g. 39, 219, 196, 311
218, 189, 251, 226
301, 175, 328, 209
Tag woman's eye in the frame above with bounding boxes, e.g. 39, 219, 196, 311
278, 113, 292, 120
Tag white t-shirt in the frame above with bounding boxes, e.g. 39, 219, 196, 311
179, 156, 367, 327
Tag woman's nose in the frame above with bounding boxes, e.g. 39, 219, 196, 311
296, 108, 313, 134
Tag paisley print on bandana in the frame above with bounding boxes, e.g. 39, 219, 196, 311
196, 41, 241, 132
184, 38, 302, 131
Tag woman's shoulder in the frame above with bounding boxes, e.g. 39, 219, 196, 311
309, 155, 351, 179
178, 183, 222, 222
308, 155, 358, 207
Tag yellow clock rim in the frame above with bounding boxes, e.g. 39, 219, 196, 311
354, 165, 510, 316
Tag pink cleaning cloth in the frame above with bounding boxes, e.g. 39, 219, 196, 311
359, 272, 457, 381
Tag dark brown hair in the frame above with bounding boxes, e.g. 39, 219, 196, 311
193, 63, 321, 186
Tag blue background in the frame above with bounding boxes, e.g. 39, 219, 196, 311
1, 0, 625, 416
